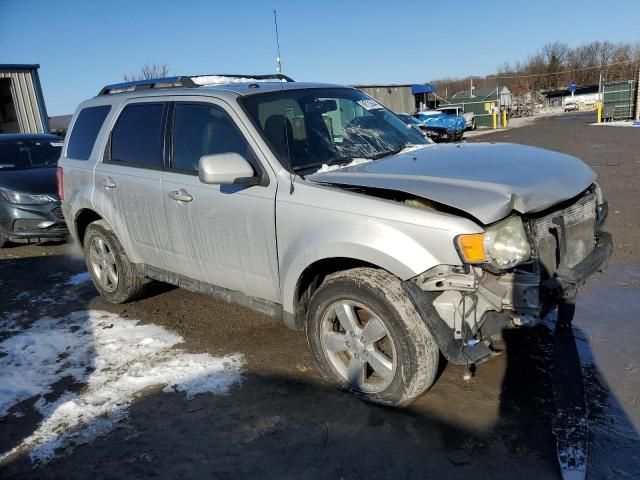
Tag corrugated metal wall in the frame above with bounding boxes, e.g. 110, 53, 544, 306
0, 68, 47, 133
355, 85, 415, 113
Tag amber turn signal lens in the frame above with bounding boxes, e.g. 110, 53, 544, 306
456, 234, 487, 263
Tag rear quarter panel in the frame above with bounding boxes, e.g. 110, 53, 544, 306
59, 99, 117, 243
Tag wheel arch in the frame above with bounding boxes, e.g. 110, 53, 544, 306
74, 208, 104, 246
282, 243, 427, 331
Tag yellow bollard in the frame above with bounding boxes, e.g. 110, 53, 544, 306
502, 110, 507, 128
597, 101, 602, 123
492, 111, 497, 129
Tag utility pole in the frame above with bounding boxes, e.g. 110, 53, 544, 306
599, 70, 603, 103
636, 67, 640, 120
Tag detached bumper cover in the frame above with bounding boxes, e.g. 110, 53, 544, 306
542, 231, 612, 298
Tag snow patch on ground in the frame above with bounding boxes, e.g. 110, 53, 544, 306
592, 120, 640, 127
0, 310, 244, 462
0, 310, 26, 334
66, 272, 91, 286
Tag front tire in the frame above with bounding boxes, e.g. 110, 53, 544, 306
306, 268, 439, 407
83, 220, 145, 303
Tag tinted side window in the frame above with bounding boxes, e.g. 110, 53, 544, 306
172, 103, 253, 173
111, 103, 165, 168
67, 105, 111, 160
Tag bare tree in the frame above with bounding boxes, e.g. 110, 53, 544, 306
429, 40, 640, 98
123, 63, 170, 81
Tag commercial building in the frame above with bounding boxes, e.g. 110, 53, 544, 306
353, 83, 437, 113
0, 64, 49, 134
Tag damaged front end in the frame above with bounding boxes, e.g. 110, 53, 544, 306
402, 186, 612, 365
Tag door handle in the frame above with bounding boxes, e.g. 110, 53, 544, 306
101, 177, 116, 189
169, 189, 193, 202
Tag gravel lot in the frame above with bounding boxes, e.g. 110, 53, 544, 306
1, 112, 638, 479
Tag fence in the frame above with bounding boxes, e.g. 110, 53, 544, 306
440, 98, 505, 128
603, 80, 637, 121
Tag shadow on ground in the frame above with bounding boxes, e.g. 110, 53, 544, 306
1, 250, 639, 479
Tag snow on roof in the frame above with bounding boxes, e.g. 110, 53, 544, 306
191, 75, 286, 86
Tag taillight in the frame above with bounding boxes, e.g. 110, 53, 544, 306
57, 167, 64, 200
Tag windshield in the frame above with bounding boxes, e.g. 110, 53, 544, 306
0, 138, 62, 170
398, 114, 421, 126
240, 88, 427, 173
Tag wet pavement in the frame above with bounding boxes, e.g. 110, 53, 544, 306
1, 112, 639, 479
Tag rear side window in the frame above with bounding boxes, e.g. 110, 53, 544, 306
110, 103, 165, 169
67, 105, 111, 160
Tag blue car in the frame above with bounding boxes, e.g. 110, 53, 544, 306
413, 110, 465, 142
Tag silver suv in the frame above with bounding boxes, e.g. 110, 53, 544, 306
59, 75, 611, 407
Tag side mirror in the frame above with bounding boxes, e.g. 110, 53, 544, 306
198, 153, 257, 185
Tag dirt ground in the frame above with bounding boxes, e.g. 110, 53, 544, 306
1, 112, 639, 479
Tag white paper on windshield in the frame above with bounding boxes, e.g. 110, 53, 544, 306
50, 142, 64, 147
357, 99, 384, 110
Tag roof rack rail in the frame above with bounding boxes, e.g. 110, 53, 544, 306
97, 73, 295, 96
97, 76, 197, 96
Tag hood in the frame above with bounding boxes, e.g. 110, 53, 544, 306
307, 143, 596, 224
0, 167, 58, 196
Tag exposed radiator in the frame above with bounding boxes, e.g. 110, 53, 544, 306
528, 192, 597, 275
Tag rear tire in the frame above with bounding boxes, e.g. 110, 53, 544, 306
306, 267, 439, 407
83, 220, 145, 303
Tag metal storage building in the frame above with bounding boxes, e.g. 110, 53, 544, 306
353, 84, 417, 113
543, 85, 599, 110
0, 64, 49, 134
352, 83, 438, 113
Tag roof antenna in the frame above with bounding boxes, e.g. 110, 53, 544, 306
274, 10, 283, 75
273, 9, 295, 194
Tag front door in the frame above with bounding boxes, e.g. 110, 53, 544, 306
160, 100, 279, 303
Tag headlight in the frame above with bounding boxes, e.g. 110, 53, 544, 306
0, 187, 57, 205
456, 216, 531, 269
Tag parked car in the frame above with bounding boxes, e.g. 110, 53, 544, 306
396, 113, 435, 141
59, 75, 611, 407
0, 133, 67, 247
414, 110, 465, 142
436, 105, 475, 130
564, 102, 578, 112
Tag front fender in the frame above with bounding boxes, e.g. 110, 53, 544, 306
279, 216, 462, 315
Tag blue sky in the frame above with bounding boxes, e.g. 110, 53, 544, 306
1, 0, 639, 115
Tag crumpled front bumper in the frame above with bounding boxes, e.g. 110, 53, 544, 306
403, 231, 612, 366
542, 231, 612, 300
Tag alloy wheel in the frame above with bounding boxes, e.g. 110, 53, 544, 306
320, 300, 397, 393
89, 236, 118, 292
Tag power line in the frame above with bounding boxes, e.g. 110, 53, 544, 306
488, 59, 637, 80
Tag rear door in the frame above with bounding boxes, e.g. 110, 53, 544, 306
93, 100, 170, 268
159, 98, 279, 302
